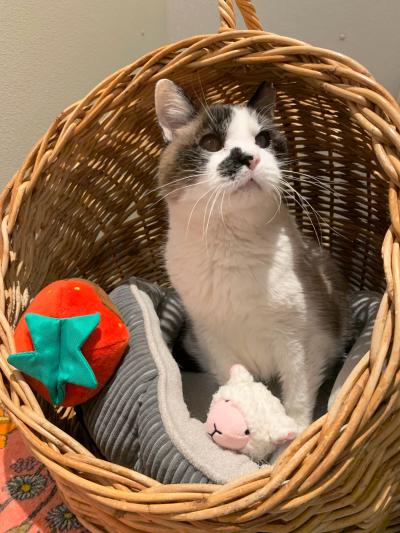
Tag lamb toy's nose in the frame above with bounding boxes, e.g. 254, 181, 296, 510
205, 399, 251, 451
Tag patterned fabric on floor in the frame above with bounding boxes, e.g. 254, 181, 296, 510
0, 407, 88, 533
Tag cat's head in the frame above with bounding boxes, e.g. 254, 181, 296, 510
155, 79, 287, 214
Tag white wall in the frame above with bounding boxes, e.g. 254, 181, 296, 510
166, 0, 400, 97
1, 0, 399, 189
0, 0, 167, 185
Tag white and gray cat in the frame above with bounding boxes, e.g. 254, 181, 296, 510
155, 79, 347, 431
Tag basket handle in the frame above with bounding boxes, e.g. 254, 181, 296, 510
218, 0, 264, 32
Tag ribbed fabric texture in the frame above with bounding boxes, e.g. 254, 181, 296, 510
82, 279, 209, 484
82, 278, 381, 485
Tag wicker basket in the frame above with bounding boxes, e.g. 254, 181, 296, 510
1, 1, 400, 531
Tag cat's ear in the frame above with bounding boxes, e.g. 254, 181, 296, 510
248, 82, 276, 117
155, 79, 195, 142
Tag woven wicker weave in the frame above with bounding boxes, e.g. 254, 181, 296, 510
1, 1, 400, 531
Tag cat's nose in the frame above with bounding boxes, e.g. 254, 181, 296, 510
249, 155, 260, 170
231, 148, 253, 169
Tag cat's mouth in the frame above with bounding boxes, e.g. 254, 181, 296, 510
233, 176, 261, 193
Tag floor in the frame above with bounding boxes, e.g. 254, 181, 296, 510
0, 407, 87, 533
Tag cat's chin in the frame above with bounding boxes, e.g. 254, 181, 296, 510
225, 184, 282, 217
228, 191, 273, 213
229, 177, 272, 206
233, 177, 261, 193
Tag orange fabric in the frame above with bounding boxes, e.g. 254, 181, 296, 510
0, 406, 16, 449
14, 280, 129, 406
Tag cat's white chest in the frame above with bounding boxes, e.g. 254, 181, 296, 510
166, 220, 306, 381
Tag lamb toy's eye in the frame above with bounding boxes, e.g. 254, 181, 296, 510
245, 429, 250, 435
225, 399, 229, 402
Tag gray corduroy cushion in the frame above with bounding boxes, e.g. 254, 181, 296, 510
81, 278, 259, 484
81, 278, 381, 484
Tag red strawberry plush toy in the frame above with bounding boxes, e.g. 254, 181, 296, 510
8, 279, 129, 406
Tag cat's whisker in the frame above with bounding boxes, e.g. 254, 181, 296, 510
151, 179, 210, 207
219, 188, 228, 232
285, 186, 322, 246
202, 185, 220, 253
202, 186, 216, 238
283, 179, 336, 201
284, 176, 335, 195
146, 173, 205, 196
203, 186, 220, 257
206, 185, 224, 239
185, 188, 214, 240
204, 186, 223, 252
283, 168, 339, 189
293, 193, 326, 244
257, 102, 275, 121
282, 181, 322, 247
192, 85, 213, 128
228, 188, 234, 212
288, 193, 321, 247
281, 170, 336, 194
199, 86, 218, 131
279, 158, 298, 167
156, 179, 208, 202
282, 177, 346, 241
199, 99, 217, 130
265, 184, 282, 225
194, 77, 218, 130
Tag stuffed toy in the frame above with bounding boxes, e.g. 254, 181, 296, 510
8, 279, 129, 407
205, 364, 298, 461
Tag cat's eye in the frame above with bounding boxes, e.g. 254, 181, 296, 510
200, 134, 222, 152
245, 429, 250, 435
255, 130, 271, 149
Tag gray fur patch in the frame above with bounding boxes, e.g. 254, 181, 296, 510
157, 104, 234, 198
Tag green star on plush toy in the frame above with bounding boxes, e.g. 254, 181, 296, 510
8, 313, 100, 405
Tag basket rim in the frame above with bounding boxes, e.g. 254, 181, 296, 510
3, 28, 399, 231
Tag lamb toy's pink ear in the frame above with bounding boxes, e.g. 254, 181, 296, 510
228, 364, 254, 385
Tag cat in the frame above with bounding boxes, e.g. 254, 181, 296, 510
154, 79, 347, 430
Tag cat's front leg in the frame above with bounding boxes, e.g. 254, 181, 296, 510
206, 347, 238, 385
279, 345, 318, 431
192, 329, 239, 385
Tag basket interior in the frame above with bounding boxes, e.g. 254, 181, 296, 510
6, 63, 389, 325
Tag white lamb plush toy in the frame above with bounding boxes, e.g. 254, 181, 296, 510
205, 364, 299, 461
